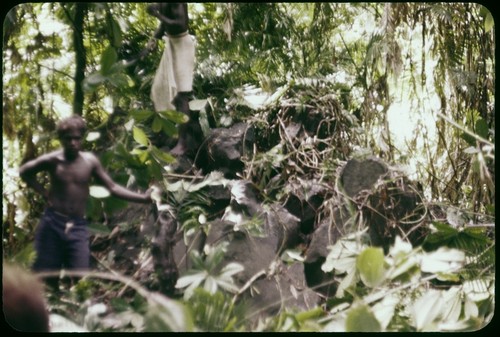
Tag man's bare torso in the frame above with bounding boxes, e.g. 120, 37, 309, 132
48, 150, 96, 218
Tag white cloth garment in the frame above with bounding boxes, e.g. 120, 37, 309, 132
151, 34, 195, 112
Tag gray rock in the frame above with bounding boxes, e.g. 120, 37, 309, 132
340, 157, 388, 197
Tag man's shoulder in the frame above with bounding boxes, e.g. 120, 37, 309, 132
39, 150, 63, 162
80, 151, 100, 164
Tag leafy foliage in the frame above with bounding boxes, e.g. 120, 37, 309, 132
175, 242, 244, 300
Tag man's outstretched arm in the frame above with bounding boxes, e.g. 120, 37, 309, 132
91, 154, 152, 203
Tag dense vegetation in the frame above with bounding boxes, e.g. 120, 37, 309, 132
2, 3, 495, 332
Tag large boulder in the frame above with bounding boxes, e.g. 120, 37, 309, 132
203, 180, 320, 320
196, 123, 254, 178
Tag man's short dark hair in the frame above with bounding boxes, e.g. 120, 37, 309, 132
56, 115, 86, 138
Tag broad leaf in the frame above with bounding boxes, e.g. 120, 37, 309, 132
110, 17, 122, 48
475, 118, 488, 139
356, 247, 386, 288
100, 46, 117, 75
132, 126, 149, 146
152, 116, 163, 133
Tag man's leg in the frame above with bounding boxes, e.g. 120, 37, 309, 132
32, 211, 65, 289
65, 223, 90, 270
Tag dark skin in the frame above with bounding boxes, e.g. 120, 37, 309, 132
20, 128, 152, 218
147, 3, 189, 38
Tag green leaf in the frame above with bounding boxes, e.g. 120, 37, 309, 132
130, 109, 154, 121
110, 17, 122, 48
356, 247, 386, 288
475, 118, 488, 139
159, 109, 190, 124
133, 126, 149, 146
108, 73, 132, 88
150, 146, 176, 164
103, 197, 128, 214
110, 297, 130, 312
130, 148, 149, 164
460, 131, 476, 146
423, 221, 459, 247
89, 185, 111, 198
162, 119, 178, 136
101, 46, 117, 75
345, 304, 381, 332
152, 116, 163, 133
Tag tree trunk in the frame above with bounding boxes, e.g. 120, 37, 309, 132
72, 3, 87, 116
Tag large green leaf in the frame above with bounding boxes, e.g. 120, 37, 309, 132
152, 116, 163, 133
108, 72, 132, 88
475, 118, 489, 139
109, 16, 122, 48
100, 46, 117, 75
161, 119, 178, 136
356, 247, 386, 288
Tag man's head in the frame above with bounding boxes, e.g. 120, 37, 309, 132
57, 115, 86, 159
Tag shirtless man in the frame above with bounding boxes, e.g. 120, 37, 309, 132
19, 115, 152, 273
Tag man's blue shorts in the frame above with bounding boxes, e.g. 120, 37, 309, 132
32, 208, 90, 272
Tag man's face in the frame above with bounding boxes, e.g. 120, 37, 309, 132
60, 129, 83, 158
